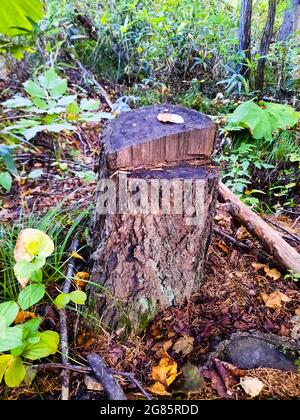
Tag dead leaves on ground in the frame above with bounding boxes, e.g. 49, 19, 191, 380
173, 335, 194, 356
75, 271, 89, 289
149, 351, 204, 397
252, 262, 281, 280
240, 376, 264, 398
260, 290, 291, 310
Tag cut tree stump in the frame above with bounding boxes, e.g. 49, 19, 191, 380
90, 104, 219, 333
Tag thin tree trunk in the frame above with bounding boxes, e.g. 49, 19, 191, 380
238, 0, 253, 79
255, 0, 277, 92
278, 0, 300, 41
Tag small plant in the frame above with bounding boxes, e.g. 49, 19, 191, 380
1, 68, 113, 141
0, 226, 87, 387
284, 270, 300, 282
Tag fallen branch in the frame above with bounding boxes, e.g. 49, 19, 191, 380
32, 362, 152, 400
213, 227, 250, 251
59, 239, 79, 400
219, 182, 300, 274
87, 354, 126, 400
265, 218, 300, 245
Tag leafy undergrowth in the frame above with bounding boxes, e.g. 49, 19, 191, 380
1, 69, 300, 400
1, 204, 300, 400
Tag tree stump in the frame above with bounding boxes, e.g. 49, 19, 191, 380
90, 104, 219, 333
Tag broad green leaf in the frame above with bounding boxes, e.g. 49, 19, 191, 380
31, 97, 49, 110
54, 293, 71, 310
22, 330, 59, 360
262, 102, 300, 132
18, 284, 45, 311
0, 145, 17, 175
0, 301, 19, 327
0, 171, 12, 191
23, 123, 75, 140
23, 317, 42, 334
0, 0, 44, 36
57, 95, 77, 106
79, 111, 114, 122
229, 100, 273, 141
67, 102, 80, 115
30, 268, 43, 283
14, 228, 54, 262
50, 79, 68, 98
2, 96, 32, 108
14, 260, 38, 286
0, 354, 13, 383
69, 290, 87, 305
23, 80, 45, 98
80, 98, 100, 111
5, 357, 25, 387
0, 325, 23, 352
38, 68, 60, 90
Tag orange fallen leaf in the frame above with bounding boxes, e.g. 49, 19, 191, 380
75, 271, 89, 289
217, 241, 230, 254
295, 308, 300, 316
151, 351, 179, 387
148, 381, 171, 396
261, 291, 291, 310
157, 113, 184, 124
14, 311, 36, 324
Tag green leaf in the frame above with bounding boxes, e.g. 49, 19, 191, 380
14, 256, 45, 285
54, 293, 71, 310
67, 102, 80, 115
57, 95, 77, 106
262, 102, 300, 132
24, 366, 37, 386
23, 80, 45, 98
30, 268, 43, 283
0, 354, 13, 383
5, 357, 25, 387
23, 317, 42, 334
80, 98, 100, 111
0, 325, 23, 352
22, 330, 59, 360
23, 123, 75, 140
69, 290, 87, 305
38, 68, 60, 90
18, 284, 45, 311
229, 100, 273, 141
0, 172, 12, 191
0, 301, 19, 327
28, 169, 43, 179
2, 96, 32, 108
50, 79, 68, 99
31, 97, 49, 110
0, 0, 44, 36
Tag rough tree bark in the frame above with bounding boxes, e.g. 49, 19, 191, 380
90, 104, 219, 333
255, 0, 277, 92
238, 0, 253, 79
278, 0, 300, 41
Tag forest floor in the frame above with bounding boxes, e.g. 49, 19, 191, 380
1, 73, 300, 400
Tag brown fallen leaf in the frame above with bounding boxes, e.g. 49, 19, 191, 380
157, 113, 184, 124
240, 376, 264, 398
173, 335, 194, 356
251, 263, 281, 280
75, 271, 89, 289
261, 290, 291, 310
14, 311, 36, 324
295, 308, 300, 316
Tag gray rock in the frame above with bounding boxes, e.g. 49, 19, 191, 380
222, 336, 297, 372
